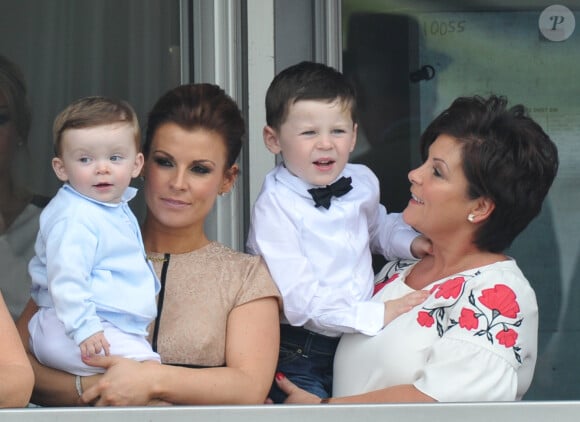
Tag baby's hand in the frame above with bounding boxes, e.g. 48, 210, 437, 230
80, 331, 110, 358
410, 234, 432, 258
383, 290, 430, 326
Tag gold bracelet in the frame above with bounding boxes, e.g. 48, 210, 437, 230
75, 375, 83, 397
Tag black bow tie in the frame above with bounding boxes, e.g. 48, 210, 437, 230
307, 176, 353, 209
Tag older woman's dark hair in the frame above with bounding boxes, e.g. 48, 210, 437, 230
420, 95, 558, 252
144, 83, 245, 168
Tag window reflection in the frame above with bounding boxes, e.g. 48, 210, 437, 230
0, 0, 180, 319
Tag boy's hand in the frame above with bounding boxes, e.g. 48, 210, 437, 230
383, 290, 430, 326
80, 331, 110, 358
410, 234, 432, 258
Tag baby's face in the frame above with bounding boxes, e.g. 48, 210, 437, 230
268, 99, 357, 187
52, 123, 143, 203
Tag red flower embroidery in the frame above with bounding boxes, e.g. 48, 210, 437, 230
373, 273, 399, 295
479, 284, 520, 319
458, 308, 478, 330
434, 277, 465, 299
496, 328, 518, 348
417, 311, 434, 327
415, 273, 524, 363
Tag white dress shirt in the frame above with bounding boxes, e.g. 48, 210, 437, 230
247, 163, 418, 337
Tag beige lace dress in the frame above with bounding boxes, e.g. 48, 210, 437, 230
147, 241, 280, 367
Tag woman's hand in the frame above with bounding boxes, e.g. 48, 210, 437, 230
81, 355, 161, 406
273, 373, 322, 404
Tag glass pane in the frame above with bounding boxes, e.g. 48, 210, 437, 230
0, 0, 181, 319
343, 0, 580, 400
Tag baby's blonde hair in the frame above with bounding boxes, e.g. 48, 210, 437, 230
53, 96, 140, 156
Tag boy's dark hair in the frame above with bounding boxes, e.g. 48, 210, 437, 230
265, 61, 357, 130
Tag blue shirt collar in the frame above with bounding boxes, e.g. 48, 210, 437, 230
62, 183, 137, 207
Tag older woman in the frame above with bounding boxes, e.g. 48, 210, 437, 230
18, 83, 281, 406
275, 94, 558, 403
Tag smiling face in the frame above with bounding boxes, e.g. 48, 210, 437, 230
403, 134, 478, 239
264, 99, 357, 187
143, 122, 237, 234
51, 123, 143, 203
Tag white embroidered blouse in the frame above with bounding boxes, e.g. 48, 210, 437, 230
333, 259, 538, 401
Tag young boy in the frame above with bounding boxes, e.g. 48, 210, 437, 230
28, 96, 160, 376
246, 61, 430, 402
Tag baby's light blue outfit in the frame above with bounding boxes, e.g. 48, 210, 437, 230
28, 184, 160, 375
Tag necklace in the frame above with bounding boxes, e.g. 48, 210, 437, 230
147, 255, 169, 263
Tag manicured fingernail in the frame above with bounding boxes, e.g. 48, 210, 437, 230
275, 372, 285, 381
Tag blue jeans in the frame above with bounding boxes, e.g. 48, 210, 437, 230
269, 325, 340, 403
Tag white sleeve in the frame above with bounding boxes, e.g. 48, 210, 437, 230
415, 337, 519, 401
369, 209, 418, 260
360, 167, 417, 260
414, 266, 538, 401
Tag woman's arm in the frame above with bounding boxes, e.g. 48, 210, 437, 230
0, 292, 34, 407
83, 296, 280, 405
16, 298, 99, 406
276, 374, 436, 404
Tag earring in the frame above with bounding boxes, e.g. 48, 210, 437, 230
467, 214, 475, 223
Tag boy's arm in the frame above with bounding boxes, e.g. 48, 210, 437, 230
41, 219, 103, 345
80, 332, 110, 357
410, 235, 432, 258
247, 195, 317, 328
369, 206, 420, 261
